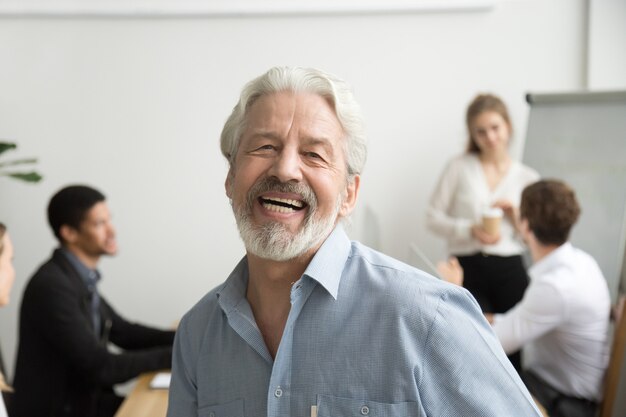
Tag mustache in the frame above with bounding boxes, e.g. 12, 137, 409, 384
245, 177, 318, 210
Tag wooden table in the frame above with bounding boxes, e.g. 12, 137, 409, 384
114, 372, 169, 417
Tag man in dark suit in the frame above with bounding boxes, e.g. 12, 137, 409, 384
12, 185, 175, 417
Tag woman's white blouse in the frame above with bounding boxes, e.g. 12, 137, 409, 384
426, 153, 539, 256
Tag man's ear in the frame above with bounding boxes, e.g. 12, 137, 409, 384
339, 175, 360, 218
59, 225, 78, 244
225, 168, 234, 199
519, 217, 532, 241
519, 217, 528, 233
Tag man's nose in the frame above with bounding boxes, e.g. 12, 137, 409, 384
268, 148, 303, 183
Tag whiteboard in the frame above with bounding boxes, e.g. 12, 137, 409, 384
523, 91, 626, 301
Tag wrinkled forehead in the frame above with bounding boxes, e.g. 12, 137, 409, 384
245, 91, 341, 133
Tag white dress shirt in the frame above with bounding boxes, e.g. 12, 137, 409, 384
493, 243, 611, 401
426, 153, 539, 256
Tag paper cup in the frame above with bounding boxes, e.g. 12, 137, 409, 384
482, 207, 503, 236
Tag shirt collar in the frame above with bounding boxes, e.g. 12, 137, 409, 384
301, 223, 351, 300
60, 247, 101, 289
217, 223, 352, 311
217, 257, 250, 314
528, 242, 574, 279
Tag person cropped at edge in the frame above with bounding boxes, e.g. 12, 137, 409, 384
426, 93, 539, 371
11, 185, 175, 417
166, 67, 542, 417
0, 223, 16, 417
438, 180, 611, 417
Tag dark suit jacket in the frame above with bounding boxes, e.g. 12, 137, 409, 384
11, 249, 176, 417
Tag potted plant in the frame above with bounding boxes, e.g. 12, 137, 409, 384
0, 141, 43, 183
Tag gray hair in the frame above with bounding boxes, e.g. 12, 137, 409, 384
220, 66, 367, 177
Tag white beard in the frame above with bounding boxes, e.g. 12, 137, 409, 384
232, 178, 343, 262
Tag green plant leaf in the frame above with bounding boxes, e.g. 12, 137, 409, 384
0, 142, 17, 156
1, 171, 43, 183
0, 158, 38, 168
0, 142, 43, 184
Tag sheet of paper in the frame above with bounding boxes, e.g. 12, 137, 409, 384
149, 372, 171, 389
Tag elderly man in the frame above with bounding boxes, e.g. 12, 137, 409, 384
167, 67, 542, 417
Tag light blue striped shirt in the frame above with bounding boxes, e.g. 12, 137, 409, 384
168, 225, 541, 417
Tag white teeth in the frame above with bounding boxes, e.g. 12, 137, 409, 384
261, 197, 305, 213
263, 202, 295, 213
265, 197, 304, 208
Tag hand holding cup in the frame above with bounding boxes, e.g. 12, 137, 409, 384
471, 206, 503, 244
482, 207, 503, 236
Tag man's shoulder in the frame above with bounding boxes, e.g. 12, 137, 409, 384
346, 241, 466, 307
23, 251, 81, 299
537, 245, 601, 280
179, 283, 226, 328
348, 241, 436, 281
343, 242, 490, 348
27, 251, 69, 286
570, 245, 602, 269
561, 246, 607, 293
531, 245, 607, 301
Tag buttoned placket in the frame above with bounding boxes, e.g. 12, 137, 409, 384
266, 276, 313, 417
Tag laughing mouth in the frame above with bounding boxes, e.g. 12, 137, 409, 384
259, 197, 307, 213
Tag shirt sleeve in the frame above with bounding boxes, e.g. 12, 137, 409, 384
426, 157, 474, 241
167, 315, 198, 417
418, 286, 543, 416
26, 269, 173, 386
492, 278, 565, 354
103, 299, 176, 349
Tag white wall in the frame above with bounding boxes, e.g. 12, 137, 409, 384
0, 0, 598, 380
588, 0, 626, 90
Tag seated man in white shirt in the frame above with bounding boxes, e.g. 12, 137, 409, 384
439, 179, 611, 417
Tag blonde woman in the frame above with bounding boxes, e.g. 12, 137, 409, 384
426, 94, 539, 371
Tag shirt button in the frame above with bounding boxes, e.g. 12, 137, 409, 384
274, 387, 283, 398
360, 405, 370, 415
209, 413, 215, 417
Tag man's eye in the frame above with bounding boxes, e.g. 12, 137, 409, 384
305, 152, 323, 159
251, 144, 275, 152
